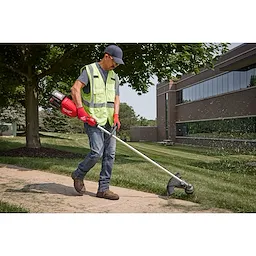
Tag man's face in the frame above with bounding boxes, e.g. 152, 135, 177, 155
104, 54, 119, 70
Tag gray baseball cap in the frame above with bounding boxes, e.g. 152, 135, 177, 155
104, 45, 124, 65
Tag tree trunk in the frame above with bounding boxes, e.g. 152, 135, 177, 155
25, 74, 41, 148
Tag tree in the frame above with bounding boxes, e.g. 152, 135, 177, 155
0, 44, 96, 148
0, 43, 229, 148
136, 115, 156, 126
119, 103, 138, 130
40, 108, 84, 134
118, 103, 138, 140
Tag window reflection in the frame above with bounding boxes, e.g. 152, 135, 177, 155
212, 77, 217, 96
217, 76, 222, 94
228, 72, 234, 92
176, 67, 256, 104
208, 79, 213, 97
222, 73, 228, 93
233, 72, 240, 90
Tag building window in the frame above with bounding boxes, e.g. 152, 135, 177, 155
240, 71, 247, 89
233, 71, 240, 90
222, 73, 228, 93
176, 65, 255, 105
212, 77, 217, 96
217, 75, 223, 94
208, 79, 213, 97
228, 72, 234, 92
176, 90, 182, 104
247, 68, 256, 87
249, 75, 256, 87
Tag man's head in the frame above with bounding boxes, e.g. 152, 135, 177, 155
101, 45, 124, 70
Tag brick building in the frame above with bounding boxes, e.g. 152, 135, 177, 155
156, 43, 256, 148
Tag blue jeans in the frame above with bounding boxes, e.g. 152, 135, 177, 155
73, 122, 116, 192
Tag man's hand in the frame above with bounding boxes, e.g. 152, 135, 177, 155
113, 114, 121, 130
77, 107, 97, 126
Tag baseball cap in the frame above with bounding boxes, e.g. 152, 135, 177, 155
104, 45, 124, 65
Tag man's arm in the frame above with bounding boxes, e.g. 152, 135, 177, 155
113, 95, 121, 130
71, 80, 97, 126
71, 80, 84, 108
114, 95, 120, 115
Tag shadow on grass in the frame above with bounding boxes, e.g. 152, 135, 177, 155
16, 132, 74, 140
0, 146, 85, 159
0, 140, 25, 151
5, 183, 96, 197
39, 132, 74, 140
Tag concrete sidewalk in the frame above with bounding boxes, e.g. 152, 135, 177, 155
0, 164, 229, 213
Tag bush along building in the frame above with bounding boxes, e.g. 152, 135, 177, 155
157, 43, 256, 149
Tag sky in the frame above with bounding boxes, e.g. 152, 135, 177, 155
119, 43, 242, 120
119, 76, 158, 120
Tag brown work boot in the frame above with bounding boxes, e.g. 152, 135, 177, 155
96, 190, 119, 200
71, 172, 86, 195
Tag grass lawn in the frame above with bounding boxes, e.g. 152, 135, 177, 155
0, 200, 29, 213
0, 132, 255, 212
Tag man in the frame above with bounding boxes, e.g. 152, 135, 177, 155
70, 45, 124, 200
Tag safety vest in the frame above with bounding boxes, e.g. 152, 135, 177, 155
80, 63, 116, 126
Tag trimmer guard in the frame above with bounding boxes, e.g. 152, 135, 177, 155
167, 173, 194, 195
167, 173, 186, 196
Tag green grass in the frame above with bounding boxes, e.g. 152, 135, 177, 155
0, 200, 29, 213
0, 132, 256, 213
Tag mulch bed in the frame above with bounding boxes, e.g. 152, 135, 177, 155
0, 147, 84, 159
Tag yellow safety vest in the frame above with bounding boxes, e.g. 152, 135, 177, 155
80, 63, 116, 126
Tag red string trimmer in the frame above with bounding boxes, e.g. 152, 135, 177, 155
49, 90, 194, 196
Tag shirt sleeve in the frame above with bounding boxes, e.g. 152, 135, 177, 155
77, 69, 89, 85
77, 69, 90, 94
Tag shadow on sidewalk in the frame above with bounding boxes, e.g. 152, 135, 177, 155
5, 183, 96, 197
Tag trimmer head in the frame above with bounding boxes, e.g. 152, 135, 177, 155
167, 173, 194, 196
185, 184, 194, 194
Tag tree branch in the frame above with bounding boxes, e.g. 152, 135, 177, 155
0, 62, 29, 80
37, 46, 79, 80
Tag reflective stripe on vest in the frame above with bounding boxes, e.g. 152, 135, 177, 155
81, 63, 116, 126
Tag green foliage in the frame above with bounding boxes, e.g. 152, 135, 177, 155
0, 200, 29, 213
41, 109, 69, 132
185, 117, 256, 137
0, 105, 25, 123
119, 103, 137, 130
249, 75, 256, 87
0, 124, 9, 133
136, 116, 156, 126
40, 109, 83, 133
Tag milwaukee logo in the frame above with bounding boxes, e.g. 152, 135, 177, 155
63, 108, 72, 114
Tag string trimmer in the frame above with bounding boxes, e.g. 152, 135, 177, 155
50, 90, 194, 196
